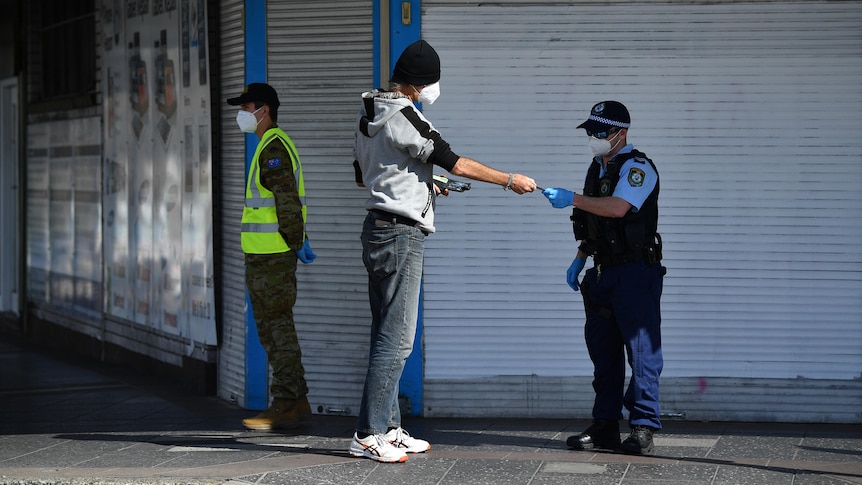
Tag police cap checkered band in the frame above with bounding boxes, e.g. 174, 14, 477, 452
586, 114, 630, 128
577, 101, 631, 133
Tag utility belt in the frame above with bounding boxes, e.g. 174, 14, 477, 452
369, 209, 428, 235
591, 233, 663, 267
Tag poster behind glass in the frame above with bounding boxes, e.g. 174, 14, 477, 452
100, 0, 216, 346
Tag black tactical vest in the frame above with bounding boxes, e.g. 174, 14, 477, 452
570, 149, 661, 265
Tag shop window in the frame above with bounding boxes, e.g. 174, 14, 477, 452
33, 0, 96, 105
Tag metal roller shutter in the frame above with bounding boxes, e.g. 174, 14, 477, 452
267, 1, 374, 416
216, 0, 248, 406
420, 1, 862, 422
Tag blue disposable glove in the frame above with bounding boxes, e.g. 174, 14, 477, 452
542, 188, 574, 209
296, 238, 317, 264
567, 257, 586, 291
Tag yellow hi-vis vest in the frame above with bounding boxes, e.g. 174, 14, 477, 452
241, 127, 307, 254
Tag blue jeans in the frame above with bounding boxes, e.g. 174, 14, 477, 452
355, 212, 426, 435
581, 259, 664, 429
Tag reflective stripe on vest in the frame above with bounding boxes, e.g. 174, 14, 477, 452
241, 128, 307, 254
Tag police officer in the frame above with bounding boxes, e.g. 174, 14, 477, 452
542, 101, 665, 455
227, 83, 317, 430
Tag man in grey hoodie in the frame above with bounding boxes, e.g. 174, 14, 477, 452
349, 39, 537, 463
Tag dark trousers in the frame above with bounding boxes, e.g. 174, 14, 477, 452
581, 259, 664, 429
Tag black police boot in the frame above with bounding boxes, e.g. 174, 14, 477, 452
621, 425, 655, 455
566, 419, 621, 450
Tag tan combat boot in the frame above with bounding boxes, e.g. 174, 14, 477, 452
242, 396, 312, 431
291, 395, 312, 421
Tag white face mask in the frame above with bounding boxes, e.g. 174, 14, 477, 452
417, 82, 441, 105
588, 132, 622, 156
589, 136, 612, 156
236, 107, 263, 133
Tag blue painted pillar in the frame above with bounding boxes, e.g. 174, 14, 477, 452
243, 0, 268, 411
386, 0, 424, 417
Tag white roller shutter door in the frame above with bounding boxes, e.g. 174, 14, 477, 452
267, 1, 374, 416
216, 0, 249, 406
420, 1, 862, 422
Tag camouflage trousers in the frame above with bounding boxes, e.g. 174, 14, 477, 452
245, 251, 308, 401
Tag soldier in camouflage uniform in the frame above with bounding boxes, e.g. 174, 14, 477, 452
227, 83, 317, 430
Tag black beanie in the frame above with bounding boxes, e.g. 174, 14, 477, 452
392, 40, 441, 86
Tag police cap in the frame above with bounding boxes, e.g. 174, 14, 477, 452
577, 100, 631, 133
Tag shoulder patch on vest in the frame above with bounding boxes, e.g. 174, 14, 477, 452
627, 167, 645, 187
267, 157, 282, 168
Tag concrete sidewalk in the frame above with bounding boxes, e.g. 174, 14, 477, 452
1, 330, 860, 485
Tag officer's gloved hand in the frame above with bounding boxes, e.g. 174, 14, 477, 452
567, 257, 586, 291
542, 188, 574, 209
296, 238, 317, 264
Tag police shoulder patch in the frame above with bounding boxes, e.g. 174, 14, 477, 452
628, 167, 645, 187
267, 157, 282, 168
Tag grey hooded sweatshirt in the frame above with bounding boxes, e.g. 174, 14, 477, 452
353, 90, 460, 234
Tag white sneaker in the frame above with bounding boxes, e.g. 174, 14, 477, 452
348, 433, 408, 463
384, 427, 431, 453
